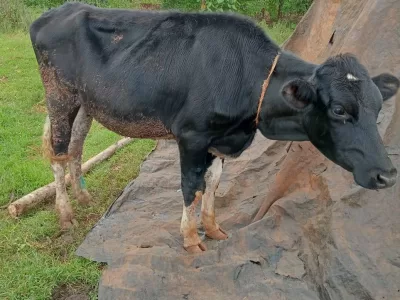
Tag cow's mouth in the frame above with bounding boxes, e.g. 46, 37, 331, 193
353, 167, 397, 189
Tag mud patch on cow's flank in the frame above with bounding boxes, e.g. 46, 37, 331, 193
51, 282, 93, 300
93, 109, 175, 139
39, 63, 72, 99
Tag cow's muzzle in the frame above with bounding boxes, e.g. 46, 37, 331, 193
355, 167, 397, 189
375, 168, 397, 188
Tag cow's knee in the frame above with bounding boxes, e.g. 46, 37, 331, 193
51, 115, 74, 158
42, 115, 72, 162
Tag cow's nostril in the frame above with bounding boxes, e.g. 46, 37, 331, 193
377, 173, 396, 187
377, 174, 387, 185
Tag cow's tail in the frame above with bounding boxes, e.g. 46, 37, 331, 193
42, 115, 54, 159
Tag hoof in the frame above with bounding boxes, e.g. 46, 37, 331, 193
56, 201, 77, 230
60, 217, 78, 230
185, 242, 207, 254
206, 226, 228, 240
76, 190, 93, 206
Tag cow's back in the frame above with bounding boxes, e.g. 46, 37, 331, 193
30, 3, 277, 140
30, 3, 165, 84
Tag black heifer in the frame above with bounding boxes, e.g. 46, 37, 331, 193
30, 3, 400, 253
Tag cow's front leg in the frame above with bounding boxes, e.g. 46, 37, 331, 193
201, 157, 228, 240
180, 192, 206, 253
178, 140, 213, 253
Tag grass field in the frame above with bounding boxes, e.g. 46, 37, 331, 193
0, 21, 294, 299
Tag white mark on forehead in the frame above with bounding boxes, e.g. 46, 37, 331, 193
346, 73, 359, 81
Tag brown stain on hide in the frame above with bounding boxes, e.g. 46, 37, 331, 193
182, 191, 204, 250
93, 109, 174, 140
188, 191, 202, 215
38, 49, 174, 150
39, 60, 78, 160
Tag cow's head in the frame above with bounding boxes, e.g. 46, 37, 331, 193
260, 53, 400, 189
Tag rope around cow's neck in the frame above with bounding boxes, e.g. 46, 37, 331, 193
255, 52, 281, 126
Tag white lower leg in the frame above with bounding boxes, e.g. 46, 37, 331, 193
201, 193, 218, 233
201, 158, 227, 240
52, 160, 76, 229
68, 158, 91, 205
180, 191, 206, 253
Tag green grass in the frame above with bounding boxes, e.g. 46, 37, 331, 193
0, 0, 42, 33
261, 21, 297, 45
0, 18, 295, 299
0, 32, 155, 299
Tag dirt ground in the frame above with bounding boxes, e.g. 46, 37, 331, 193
52, 283, 91, 300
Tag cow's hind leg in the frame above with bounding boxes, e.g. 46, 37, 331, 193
178, 138, 213, 253
68, 106, 93, 205
43, 112, 78, 230
41, 66, 80, 229
201, 157, 228, 240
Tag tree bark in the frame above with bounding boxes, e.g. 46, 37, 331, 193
201, 0, 206, 10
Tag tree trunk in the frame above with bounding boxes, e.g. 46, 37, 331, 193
201, 0, 206, 10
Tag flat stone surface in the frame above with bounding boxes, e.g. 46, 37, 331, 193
275, 251, 305, 279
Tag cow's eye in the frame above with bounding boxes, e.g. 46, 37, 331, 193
332, 105, 346, 116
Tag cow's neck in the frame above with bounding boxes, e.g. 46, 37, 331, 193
257, 51, 317, 141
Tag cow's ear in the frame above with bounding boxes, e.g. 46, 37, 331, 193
281, 79, 316, 111
372, 73, 400, 101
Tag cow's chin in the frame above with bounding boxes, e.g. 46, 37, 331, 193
352, 172, 374, 189
336, 162, 382, 189
316, 150, 375, 189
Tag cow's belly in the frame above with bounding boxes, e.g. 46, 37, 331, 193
91, 109, 175, 140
